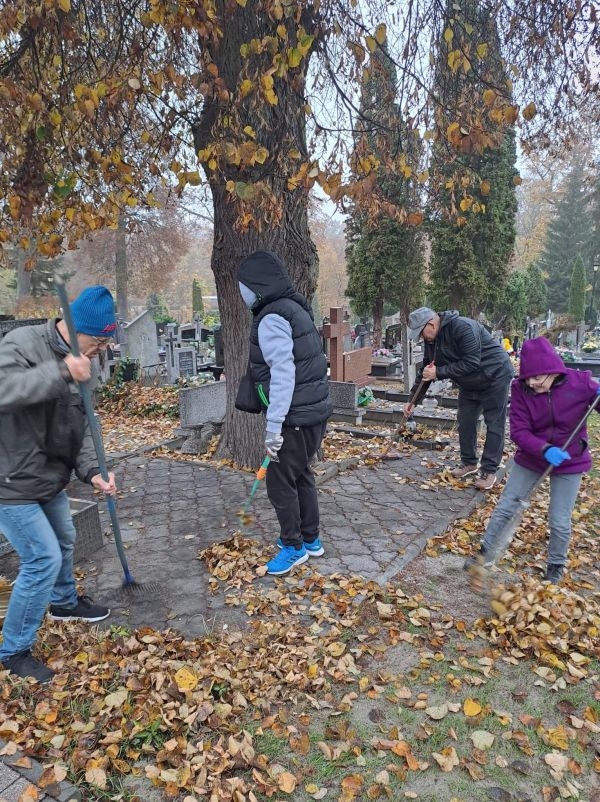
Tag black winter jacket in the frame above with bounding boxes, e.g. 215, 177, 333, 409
410, 311, 513, 402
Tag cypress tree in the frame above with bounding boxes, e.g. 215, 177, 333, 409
525, 261, 547, 317
428, 0, 517, 317
192, 278, 204, 318
345, 42, 424, 346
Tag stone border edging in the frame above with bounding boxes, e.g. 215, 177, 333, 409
0, 738, 81, 802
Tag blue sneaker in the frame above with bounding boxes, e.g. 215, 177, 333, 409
276, 537, 324, 557
304, 538, 324, 557
266, 545, 308, 575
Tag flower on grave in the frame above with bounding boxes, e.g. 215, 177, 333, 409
372, 348, 392, 358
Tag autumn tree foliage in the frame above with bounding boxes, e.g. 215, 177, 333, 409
1, 0, 599, 464
70, 198, 193, 319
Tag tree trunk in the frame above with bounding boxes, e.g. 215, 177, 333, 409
115, 215, 128, 319
12, 244, 34, 299
372, 297, 383, 348
193, 0, 319, 468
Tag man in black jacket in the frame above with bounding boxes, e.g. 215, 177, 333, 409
237, 251, 332, 576
0, 286, 117, 683
404, 307, 513, 490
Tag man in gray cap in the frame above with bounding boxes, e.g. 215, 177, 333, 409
404, 307, 513, 490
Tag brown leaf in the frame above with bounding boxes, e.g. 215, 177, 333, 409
486, 789, 514, 802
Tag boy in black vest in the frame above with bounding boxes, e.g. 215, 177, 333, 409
238, 251, 333, 575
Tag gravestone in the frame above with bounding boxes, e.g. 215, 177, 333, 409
164, 323, 180, 383
323, 307, 371, 385
176, 347, 197, 378
324, 307, 368, 423
122, 310, 160, 371
176, 381, 227, 453
402, 327, 417, 392
213, 325, 224, 367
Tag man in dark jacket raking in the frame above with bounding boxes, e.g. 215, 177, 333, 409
0, 286, 117, 683
237, 251, 333, 576
405, 307, 514, 490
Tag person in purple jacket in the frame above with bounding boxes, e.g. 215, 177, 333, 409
467, 336, 600, 583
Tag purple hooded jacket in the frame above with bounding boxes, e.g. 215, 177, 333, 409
510, 337, 599, 474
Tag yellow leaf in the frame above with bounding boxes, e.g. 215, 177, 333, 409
446, 122, 461, 145
48, 108, 61, 127
375, 23, 387, 45
443, 27, 454, 44
365, 35, 377, 52
239, 79, 253, 98
522, 102, 536, 120
288, 47, 302, 68
235, 0, 247, 5
483, 88, 496, 106
463, 698, 482, 717
58, 0, 71, 11
480, 180, 491, 195
476, 42, 488, 59
185, 170, 201, 185
175, 667, 198, 691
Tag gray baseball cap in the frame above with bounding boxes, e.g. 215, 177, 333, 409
408, 307, 435, 340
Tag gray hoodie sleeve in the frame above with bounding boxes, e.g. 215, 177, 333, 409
257, 314, 295, 434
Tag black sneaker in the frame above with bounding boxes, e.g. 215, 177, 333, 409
2, 649, 55, 683
48, 594, 110, 622
463, 546, 493, 570
545, 564, 565, 584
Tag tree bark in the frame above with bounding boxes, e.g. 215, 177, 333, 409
193, 0, 319, 468
372, 297, 383, 348
115, 215, 128, 319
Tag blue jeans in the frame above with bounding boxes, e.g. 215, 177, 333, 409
0, 491, 78, 660
482, 463, 582, 566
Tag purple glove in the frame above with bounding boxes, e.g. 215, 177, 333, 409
544, 446, 570, 467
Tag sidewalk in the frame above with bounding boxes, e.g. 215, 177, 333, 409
0, 439, 491, 801
65, 443, 484, 635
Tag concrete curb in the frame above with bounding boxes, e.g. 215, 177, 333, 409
0, 738, 81, 802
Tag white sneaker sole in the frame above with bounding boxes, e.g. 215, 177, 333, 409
48, 609, 111, 622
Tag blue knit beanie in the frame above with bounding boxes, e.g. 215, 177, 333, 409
70, 286, 117, 337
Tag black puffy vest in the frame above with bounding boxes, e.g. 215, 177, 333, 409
249, 297, 332, 427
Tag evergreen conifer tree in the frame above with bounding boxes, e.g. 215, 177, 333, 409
428, 0, 517, 316
569, 254, 586, 322
345, 43, 424, 346
192, 278, 204, 318
540, 165, 594, 311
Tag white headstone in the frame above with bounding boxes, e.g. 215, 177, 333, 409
122, 310, 159, 369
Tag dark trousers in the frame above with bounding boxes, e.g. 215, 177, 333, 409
265, 421, 327, 547
457, 378, 510, 474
